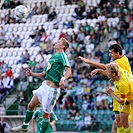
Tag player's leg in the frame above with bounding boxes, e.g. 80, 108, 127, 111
113, 100, 124, 133
129, 104, 133, 132
11, 94, 40, 132
40, 83, 60, 133
119, 104, 131, 133
115, 113, 124, 133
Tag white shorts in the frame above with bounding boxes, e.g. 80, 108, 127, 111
33, 81, 60, 114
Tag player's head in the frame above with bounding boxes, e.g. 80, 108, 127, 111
109, 44, 123, 60
105, 63, 120, 81
54, 38, 69, 52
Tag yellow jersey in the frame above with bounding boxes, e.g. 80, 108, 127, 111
113, 55, 132, 97
114, 55, 132, 74
114, 68, 133, 102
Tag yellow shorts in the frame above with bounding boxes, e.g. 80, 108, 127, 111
113, 99, 119, 112
118, 103, 130, 114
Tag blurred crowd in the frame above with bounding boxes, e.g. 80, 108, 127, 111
0, 0, 133, 131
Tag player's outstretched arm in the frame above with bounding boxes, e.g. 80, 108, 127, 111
91, 69, 107, 77
79, 56, 106, 70
26, 69, 46, 78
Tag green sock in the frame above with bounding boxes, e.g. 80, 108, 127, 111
40, 118, 50, 133
117, 127, 124, 133
22, 109, 34, 129
124, 127, 131, 133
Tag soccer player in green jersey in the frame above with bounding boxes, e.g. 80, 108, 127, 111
32, 108, 57, 133
11, 38, 72, 132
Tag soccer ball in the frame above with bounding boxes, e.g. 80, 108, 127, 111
15, 5, 28, 19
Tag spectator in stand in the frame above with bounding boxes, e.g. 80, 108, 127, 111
39, 25, 45, 36
63, 18, 74, 29
31, 32, 41, 46
26, 3, 38, 19
96, 92, 106, 109
0, 117, 10, 133
30, 26, 40, 39
51, 15, 59, 29
17, 66, 28, 91
16, 49, 30, 64
0, 33, 6, 47
74, 5, 84, 20
37, 2, 44, 14
77, 0, 85, 12
6, 67, 13, 78
40, 40, 47, 51
17, 91, 27, 115
4, 10, 12, 24
10, 35, 22, 47
48, 8, 57, 21
70, 31, 77, 41
59, 32, 65, 39
2, 74, 14, 92
40, 32, 47, 42
42, 2, 49, 14
94, 46, 103, 58
70, 39, 79, 49
76, 29, 85, 44
46, 32, 54, 42
0, 61, 8, 73
108, 38, 117, 48
74, 112, 83, 131
67, 102, 79, 120
0, 26, 5, 35
82, 112, 92, 130
43, 39, 53, 55
28, 58, 37, 71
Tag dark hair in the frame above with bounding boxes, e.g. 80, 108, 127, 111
109, 44, 122, 55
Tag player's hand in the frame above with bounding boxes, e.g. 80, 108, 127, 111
90, 69, 98, 77
79, 56, 90, 64
26, 69, 32, 76
105, 86, 113, 94
59, 77, 65, 89
111, 129, 116, 133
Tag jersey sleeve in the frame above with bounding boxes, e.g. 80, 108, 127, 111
118, 84, 130, 101
60, 53, 70, 67
50, 111, 58, 121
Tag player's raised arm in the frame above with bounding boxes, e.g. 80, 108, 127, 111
91, 69, 107, 77
26, 69, 46, 78
79, 56, 106, 70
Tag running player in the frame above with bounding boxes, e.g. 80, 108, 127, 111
32, 107, 57, 133
11, 38, 72, 132
79, 44, 132, 133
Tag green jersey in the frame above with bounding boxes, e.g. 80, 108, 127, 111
32, 108, 43, 133
33, 109, 57, 133
45, 52, 70, 86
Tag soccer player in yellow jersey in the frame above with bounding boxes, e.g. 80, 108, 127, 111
91, 63, 133, 133
79, 44, 132, 132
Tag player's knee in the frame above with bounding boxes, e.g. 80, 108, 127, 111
27, 103, 34, 110
42, 112, 50, 119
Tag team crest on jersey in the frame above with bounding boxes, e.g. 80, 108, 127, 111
46, 62, 51, 71
116, 85, 119, 90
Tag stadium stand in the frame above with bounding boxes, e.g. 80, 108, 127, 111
0, 0, 133, 132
